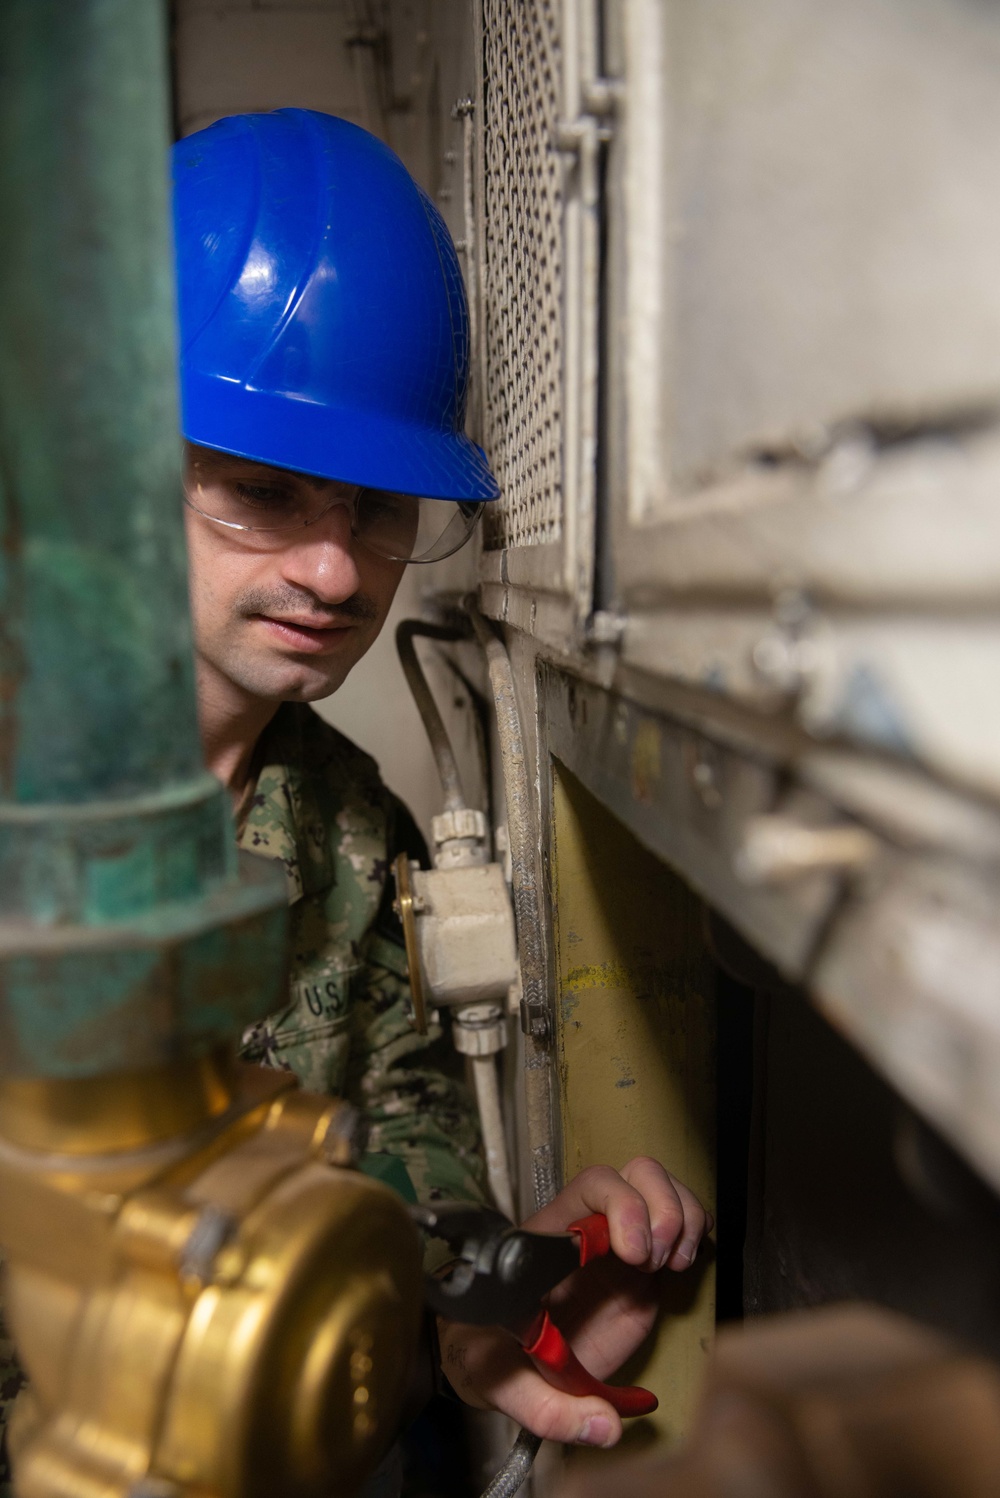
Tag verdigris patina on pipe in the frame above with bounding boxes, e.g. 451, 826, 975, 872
0, 0, 288, 1076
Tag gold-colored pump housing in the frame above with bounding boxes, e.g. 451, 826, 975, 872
0, 1058, 423, 1498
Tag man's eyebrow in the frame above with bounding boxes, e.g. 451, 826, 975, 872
230, 465, 332, 492
198, 455, 331, 492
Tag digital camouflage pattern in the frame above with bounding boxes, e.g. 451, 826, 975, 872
239, 702, 486, 1207
0, 1261, 25, 1498
0, 703, 486, 1491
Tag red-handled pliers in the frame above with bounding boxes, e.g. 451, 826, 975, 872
415, 1203, 658, 1418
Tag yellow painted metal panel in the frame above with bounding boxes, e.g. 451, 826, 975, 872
551, 762, 716, 1451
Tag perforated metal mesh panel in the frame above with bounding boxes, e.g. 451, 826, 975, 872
481, 0, 564, 550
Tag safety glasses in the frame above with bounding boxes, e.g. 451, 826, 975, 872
183, 460, 485, 564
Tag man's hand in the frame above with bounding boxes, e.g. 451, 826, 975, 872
437, 1156, 712, 1449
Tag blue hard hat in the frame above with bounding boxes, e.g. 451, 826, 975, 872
172, 109, 499, 502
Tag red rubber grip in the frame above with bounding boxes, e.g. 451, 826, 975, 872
567, 1213, 611, 1265
523, 1309, 658, 1419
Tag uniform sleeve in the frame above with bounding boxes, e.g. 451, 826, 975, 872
342, 796, 488, 1207
0, 1258, 26, 1496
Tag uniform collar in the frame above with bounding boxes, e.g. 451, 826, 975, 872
237, 702, 337, 903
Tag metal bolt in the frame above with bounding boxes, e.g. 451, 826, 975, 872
497, 1234, 529, 1284
519, 1000, 550, 1041
179, 1203, 235, 1286
585, 609, 626, 649
554, 119, 587, 154
321, 1102, 369, 1168
581, 77, 623, 118
689, 749, 722, 811
452, 97, 474, 119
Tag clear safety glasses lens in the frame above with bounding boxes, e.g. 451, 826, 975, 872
354, 491, 484, 563
183, 472, 484, 564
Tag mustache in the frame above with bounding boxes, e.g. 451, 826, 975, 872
235, 585, 379, 626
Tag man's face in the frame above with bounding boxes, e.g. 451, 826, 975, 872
183, 444, 406, 705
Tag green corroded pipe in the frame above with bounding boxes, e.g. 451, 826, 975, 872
0, 0, 198, 803
0, 0, 288, 1077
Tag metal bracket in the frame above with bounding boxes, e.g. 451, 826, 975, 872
519, 1000, 551, 1041
393, 853, 428, 1035
555, 76, 622, 153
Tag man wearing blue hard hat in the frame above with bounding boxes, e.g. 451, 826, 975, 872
174, 108, 709, 1456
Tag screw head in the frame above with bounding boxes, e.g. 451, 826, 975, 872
321, 1103, 369, 1168
179, 1204, 235, 1287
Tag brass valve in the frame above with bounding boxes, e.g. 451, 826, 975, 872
0, 1057, 423, 1498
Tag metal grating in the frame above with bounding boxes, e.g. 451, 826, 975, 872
481, 0, 564, 550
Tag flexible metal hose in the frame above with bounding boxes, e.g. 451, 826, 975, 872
479, 1428, 543, 1498
466, 601, 558, 1213
399, 609, 554, 1498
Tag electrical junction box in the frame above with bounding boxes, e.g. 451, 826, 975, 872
409, 862, 518, 1009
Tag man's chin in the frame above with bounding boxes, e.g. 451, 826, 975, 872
282, 675, 352, 704
215, 651, 357, 705
270, 665, 355, 703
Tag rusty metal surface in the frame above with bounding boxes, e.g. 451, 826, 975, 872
540, 665, 842, 980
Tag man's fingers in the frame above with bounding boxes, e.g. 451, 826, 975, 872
527, 1164, 654, 1267
441, 1321, 626, 1447
524, 1157, 712, 1273
660, 1172, 709, 1271
620, 1156, 688, 1270
490, 1363, 624, 1448
620, 1157, 712, 1270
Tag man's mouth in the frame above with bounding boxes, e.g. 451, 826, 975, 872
256, 614, 358, 654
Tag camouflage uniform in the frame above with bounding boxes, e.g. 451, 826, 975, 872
238, 701, 485, 1205
0, 1299, 24, 1497
0, 702, 485, 1492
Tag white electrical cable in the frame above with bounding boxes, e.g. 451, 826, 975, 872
471, 1053, 516, 1222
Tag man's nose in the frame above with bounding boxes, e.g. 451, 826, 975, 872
278, 500, 363, 603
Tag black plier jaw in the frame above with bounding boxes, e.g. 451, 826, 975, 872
411, 1203, 660, 1419
411, 1202, 580, 1333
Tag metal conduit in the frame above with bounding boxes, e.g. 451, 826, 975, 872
466, 601, 558, 1213
395, 620, 469, 813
